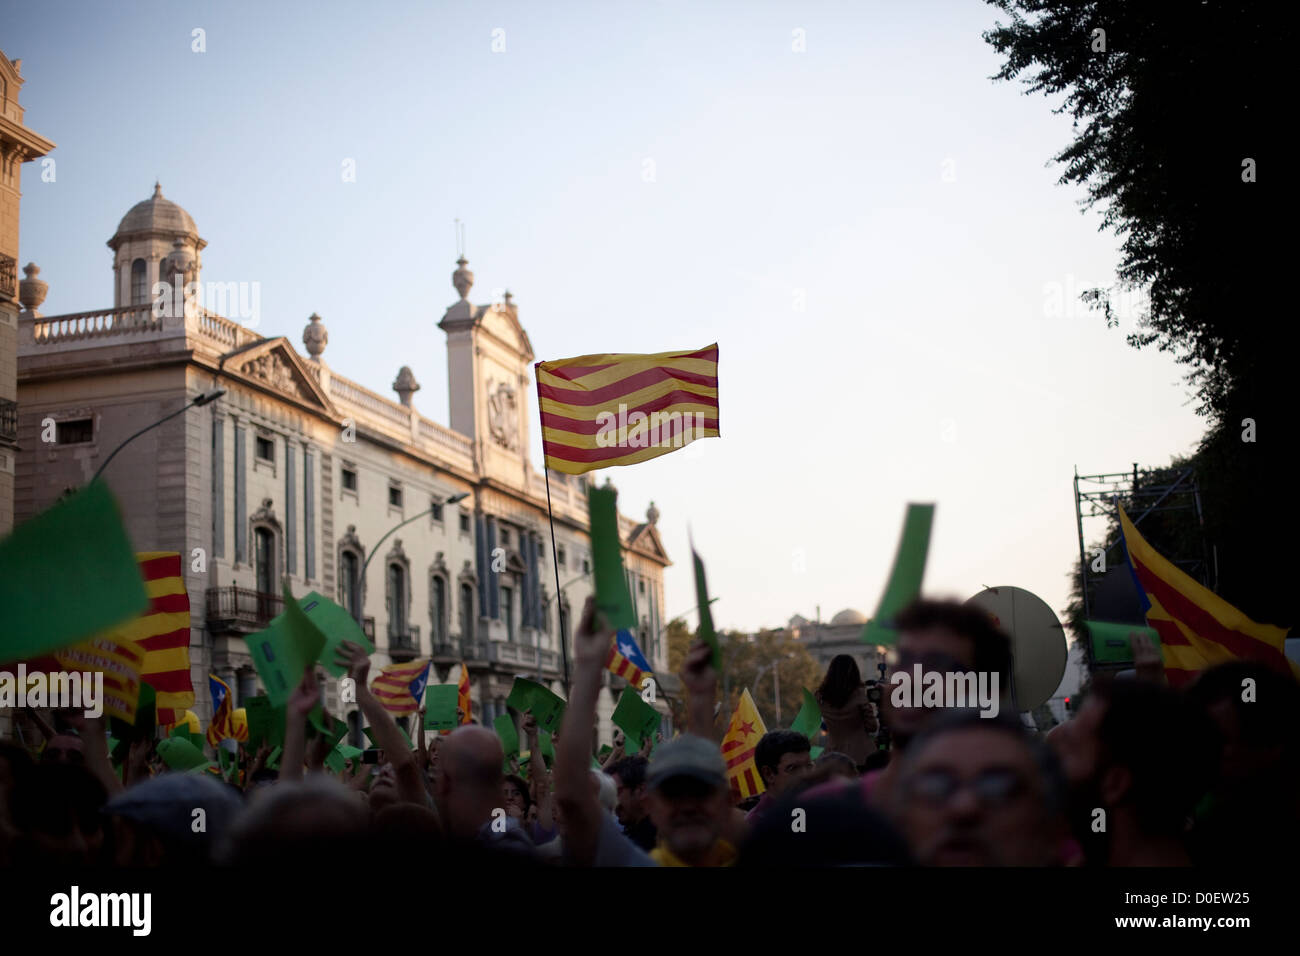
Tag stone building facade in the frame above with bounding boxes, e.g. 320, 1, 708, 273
783, 608, 884, 684
0, 51, 54, 535
15, 187, 676, 745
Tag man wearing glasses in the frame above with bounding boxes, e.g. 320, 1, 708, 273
890, 711, 1070, 866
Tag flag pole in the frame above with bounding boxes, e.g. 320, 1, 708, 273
535, 362, 571, 694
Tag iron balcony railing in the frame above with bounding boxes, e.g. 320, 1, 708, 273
0, 398, 16, 444
206, 587, 284, 630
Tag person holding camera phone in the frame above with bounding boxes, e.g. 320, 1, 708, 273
815, 655, 879, 773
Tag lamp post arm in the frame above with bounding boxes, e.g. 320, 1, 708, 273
91, 400, 196, 485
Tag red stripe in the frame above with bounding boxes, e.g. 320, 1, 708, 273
137, 627, 191, 652
139, 555, 182, 581
725, 748, 756, 770
541, 390, 720, 435
543, 425, 718, 465
143, 671, 193, 692
1132, 554, 1290, 671
540, 362, 620, 381
744, 768, 757, 794
1148, 618, 1191, 647
145, 592, 191, 615
538, 366, 718, 407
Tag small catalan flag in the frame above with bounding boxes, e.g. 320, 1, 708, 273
371, 658, 431, 715
605, 629, 653, 688
457, 662, 472, 725
535, 344, 719, 475
721, 689, 768, 801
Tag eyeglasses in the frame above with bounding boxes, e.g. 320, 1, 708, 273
904, 768, 1029, 807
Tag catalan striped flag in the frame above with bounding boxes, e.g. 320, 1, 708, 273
94, 552, 194, 725
371, 658, 431, 715
54, 636, 145, 724
1118, 502, 1298, 688
606, 629, 653, 688
535, 344, 719, 475
207, 674, 234, 746
721, 689, 768, 801
457, 662, 472, 725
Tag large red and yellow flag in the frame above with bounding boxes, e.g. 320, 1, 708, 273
721, 688, 768, 801
1118, 503, 1298, 688
98, 552, 193, 724
535, 344, 719, 475
54, 636, 145, 724
457, 662, 472, 725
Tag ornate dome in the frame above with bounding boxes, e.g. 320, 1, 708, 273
830, 608, 867, 627
109, 183, 203, 248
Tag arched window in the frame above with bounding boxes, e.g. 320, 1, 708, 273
131, 258, 148, 305
339, 550, 361, 617
431, 575, 447, 646
387, 562, 409, 644
254, 526, 276, 621
459, 582, 475, 644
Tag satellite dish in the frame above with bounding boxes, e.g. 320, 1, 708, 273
966, 586, 1067, 712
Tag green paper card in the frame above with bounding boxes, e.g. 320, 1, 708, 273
790, 689, 822, 740
293, 591, 373, 677
587, 485, 637, 632
338, 744, 363, 762
0, 482, 149, 663
538, 731, 555, 767
597, 744, 613, 761
611, 689, 661, 753
266, 744, 283, 770
242, 581, 326, 707
324, 748, 346, 773
243, 695, 276, 749
505, 678, 566, 734
157, 737, 211, 772
423, 684, 460, 732
862, 503, 935, 647
1086, 621, 1160, 664
494, 714, 520, 756
692, 545, 723, 672
810, 746, 825, 760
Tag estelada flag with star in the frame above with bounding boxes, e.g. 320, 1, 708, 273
721, 688, 768, 800
606, 629, 653, 687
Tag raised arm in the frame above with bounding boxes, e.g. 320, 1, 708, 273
681, 642, 720, 739
555, 596, 613, 867
280, 665, 321, 783
334, 642, 426, 806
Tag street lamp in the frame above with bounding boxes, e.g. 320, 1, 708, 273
91, 387, 226, 484
351, 491, 470, 628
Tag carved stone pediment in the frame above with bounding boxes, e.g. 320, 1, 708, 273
220, 337, 337, 414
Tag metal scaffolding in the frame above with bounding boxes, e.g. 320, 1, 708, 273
1072, 463, 1213, 622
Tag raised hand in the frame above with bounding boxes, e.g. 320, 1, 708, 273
681, 641, 718, 696
572, 596, 614, 669
334, 641, 372, 686
1132, 630, 1166, 684
288, 665, 322, 717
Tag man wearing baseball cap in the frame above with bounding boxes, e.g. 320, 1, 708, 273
555, 596, 736, 866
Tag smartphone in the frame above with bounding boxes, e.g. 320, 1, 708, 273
362, 749, 382, 764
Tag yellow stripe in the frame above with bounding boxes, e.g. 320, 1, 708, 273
539, 343, 715, 372
542, 412, 718, 451
539, 378, 718, 421
144, 576, 188, 599
121, 612, 192, 643
141, 645, 191, 674
544, 432, 720, 475
537, 354, 718, 391
155, 689, 195, 709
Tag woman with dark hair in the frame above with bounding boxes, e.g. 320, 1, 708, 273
815, 655, 878, 771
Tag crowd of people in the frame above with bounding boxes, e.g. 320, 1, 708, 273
1, 595, 1297, 868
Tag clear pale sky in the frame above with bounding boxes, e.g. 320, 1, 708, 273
6, 0, 1206, 635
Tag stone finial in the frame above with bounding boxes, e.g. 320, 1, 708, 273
503, 290, 514, 307
153, 181, 163, 198
646, 501, 659, 526
393, 365, 421, 406
164, 237, 195, 285
452, 256, 474, 300
19, 263, 48, 314
303, 312, 328, 361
